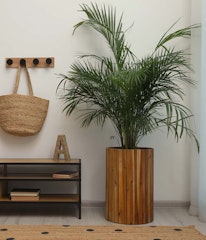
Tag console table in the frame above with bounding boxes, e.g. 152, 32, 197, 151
0, 158, 81, 219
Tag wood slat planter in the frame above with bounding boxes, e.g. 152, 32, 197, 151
106, 147, 153, 224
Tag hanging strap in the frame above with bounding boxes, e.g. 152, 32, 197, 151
13, 65, 34, 96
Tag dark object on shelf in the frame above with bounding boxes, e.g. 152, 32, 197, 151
6, 58, 13, 65
33, 58, 39, 65
46, 58, 52, 65
20, 59, 26, 66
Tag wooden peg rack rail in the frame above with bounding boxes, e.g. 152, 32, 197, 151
6, 57, 54, 68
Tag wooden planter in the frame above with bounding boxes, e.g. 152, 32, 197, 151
106, 147, 154, 224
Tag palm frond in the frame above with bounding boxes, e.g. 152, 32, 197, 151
73, 3, 135, 69
155, 19, 200, 51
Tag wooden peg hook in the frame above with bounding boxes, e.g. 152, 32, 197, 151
6, 57, 55, 68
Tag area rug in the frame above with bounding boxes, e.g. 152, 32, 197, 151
0, 225, 205, 240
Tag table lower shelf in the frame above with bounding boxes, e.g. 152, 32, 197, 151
0, 194, 81, 219
0, 194, 79, 203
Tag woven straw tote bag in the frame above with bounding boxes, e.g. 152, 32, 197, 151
0, 65, 49, 136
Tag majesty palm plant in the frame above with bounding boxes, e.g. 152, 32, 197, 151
57, 3, 199, 150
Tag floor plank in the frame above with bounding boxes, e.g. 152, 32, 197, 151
0, 207, 205, 235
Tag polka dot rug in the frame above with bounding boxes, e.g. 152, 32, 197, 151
0, 225, 205, 240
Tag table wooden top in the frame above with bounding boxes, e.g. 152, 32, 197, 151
0, 158, 81, 164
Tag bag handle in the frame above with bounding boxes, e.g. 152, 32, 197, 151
13, 65, 34, 96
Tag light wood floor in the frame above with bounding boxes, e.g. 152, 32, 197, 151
0, 207, 206, 235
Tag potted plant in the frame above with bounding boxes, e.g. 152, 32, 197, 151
57, 3, 199, 224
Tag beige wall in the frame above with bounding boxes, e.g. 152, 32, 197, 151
189, 0, 201, 216
0, 0, 197, 203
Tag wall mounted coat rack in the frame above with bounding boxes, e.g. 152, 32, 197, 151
6, 57, 54, 68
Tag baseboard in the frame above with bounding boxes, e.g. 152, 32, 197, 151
82, 200, 190, 208
0, 201, 190, 210
82, 201, 105, 208
189, 204, 198, 216
154, 201, 190, 208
